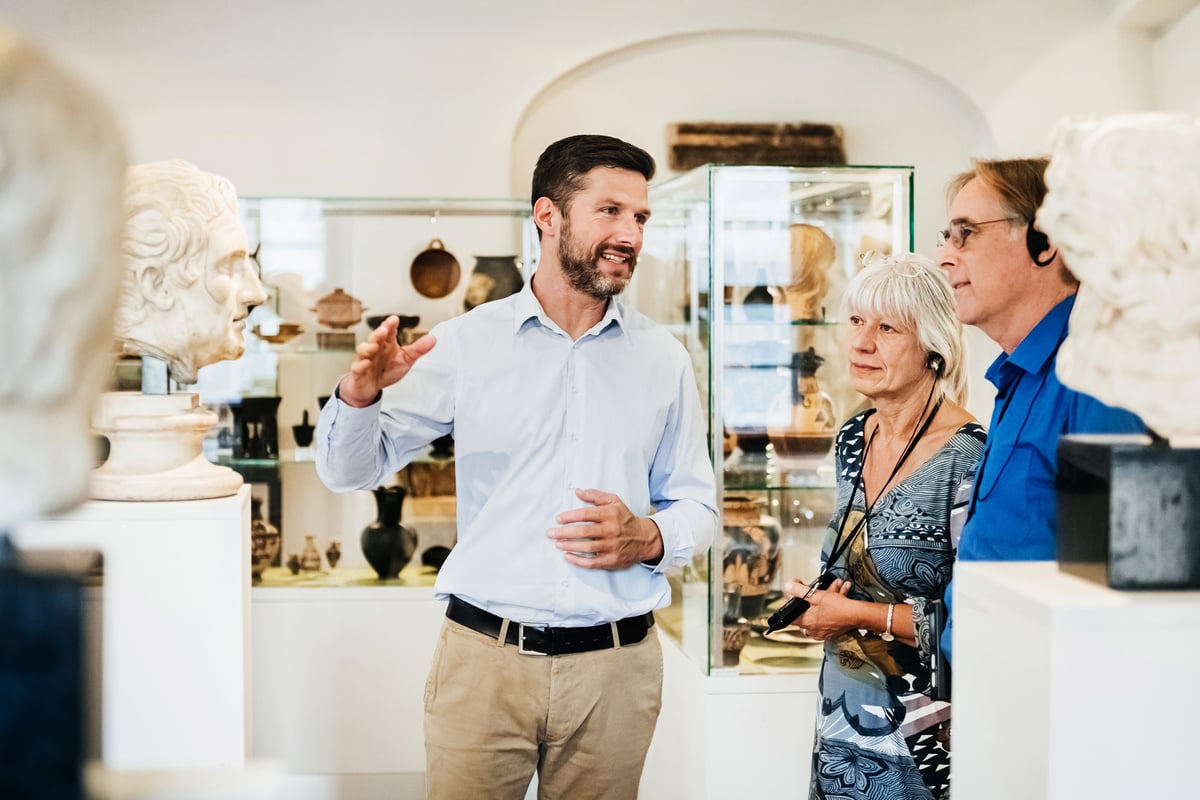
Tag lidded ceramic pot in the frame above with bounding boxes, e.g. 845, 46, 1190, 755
312, 288, 366, 329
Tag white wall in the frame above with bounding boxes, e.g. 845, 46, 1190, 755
1158, 2, 1200, 111
5, 0, 1195, 430
0, 0, 1176, 198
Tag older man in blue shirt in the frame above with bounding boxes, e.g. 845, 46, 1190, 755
937, 157, 1143, 664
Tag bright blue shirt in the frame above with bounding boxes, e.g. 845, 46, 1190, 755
943, 295, 1144, 663
315, 283, 718, 627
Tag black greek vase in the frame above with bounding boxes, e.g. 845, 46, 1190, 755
361, 486, 418, 580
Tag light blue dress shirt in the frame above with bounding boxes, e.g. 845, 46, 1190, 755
316, 283, 718, 627
943, 294, 1145, 663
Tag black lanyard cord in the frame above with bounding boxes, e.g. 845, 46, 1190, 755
822, 384, 944, 579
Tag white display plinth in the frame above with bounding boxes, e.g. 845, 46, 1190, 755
12, 487, 251, 770
952, 561, 1200, 799
641, 632, 819, 799
250, 568, 441, 797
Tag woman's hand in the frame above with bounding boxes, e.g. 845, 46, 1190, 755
783, 577, 854, 640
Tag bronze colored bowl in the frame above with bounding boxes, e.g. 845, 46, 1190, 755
410, 239, 461, 299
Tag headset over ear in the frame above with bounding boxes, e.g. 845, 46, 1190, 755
1026, 222, 1057, 267
927, 352, 944, 377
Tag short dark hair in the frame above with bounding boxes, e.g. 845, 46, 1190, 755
531, 134, 656, 221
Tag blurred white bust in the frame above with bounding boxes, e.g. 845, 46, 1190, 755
0, 28, 126, 531
117, 160, 267, 385
1038, 113, 1200, 442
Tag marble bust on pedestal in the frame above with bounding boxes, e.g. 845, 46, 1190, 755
91, 161, 267, 501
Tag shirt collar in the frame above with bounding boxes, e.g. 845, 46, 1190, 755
511, 279, 628, 339
986, 294, 1075, 387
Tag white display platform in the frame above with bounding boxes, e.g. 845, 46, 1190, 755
11, 486, 251, 771
250, 568, 443, 798
641, 633, 819, 799
952, 561, 1200, 799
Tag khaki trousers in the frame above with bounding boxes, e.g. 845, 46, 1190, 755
423, 616, 663, 800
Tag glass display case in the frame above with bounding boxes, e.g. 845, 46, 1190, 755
199, 197, 537, 580
632, 164, 914, 675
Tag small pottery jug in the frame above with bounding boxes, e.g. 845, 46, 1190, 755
325, 539, 342, 570
361, 486, 418, 580
300, 535, 322, 571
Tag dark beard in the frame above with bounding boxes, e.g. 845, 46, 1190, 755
558, 217, 637, 300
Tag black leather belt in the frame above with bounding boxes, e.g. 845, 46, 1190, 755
446, 595, 654, 656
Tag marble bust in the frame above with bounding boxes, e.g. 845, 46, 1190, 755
117, 160, 267, 385
0, 28, 127, 531
1038, 113, 1200, 442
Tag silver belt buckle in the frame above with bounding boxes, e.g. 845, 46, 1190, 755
517, 623, 549, 656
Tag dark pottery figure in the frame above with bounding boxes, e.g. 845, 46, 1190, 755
292, 409, 315, 448
233, 396, 281, 459
325, 540, 342, 569
430, 433, 454, 458
361, 486, 418, 580
366, 314, 421, 345
421, 545, 452, 572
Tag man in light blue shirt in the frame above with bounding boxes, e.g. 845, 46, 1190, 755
937, 158, 1143, 665
316, 134, 717, 800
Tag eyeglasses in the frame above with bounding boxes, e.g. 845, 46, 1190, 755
936, 217, 1021, 249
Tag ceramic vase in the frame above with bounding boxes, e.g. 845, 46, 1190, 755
249, 496, 281, 583
768, 347, 836, 471
464, 256, 523, 312
361, 486, 418, 580
299, 535, 322, 571
721, 495, 782, 619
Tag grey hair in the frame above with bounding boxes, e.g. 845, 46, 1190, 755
842, 252, 969, 405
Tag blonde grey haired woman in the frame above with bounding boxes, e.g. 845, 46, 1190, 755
784, 253, 985, 800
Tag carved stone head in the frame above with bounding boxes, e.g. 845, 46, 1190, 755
117, 160, 267, 384
1039, 113, 1200, 441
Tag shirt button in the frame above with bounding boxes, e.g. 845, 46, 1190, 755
561, 581, 569, 588
570, 433, 579, 441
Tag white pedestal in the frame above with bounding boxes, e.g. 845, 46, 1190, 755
952, 561, 1200, 799
641, 633, 819, 799
12, 487, 252, 770
250, 571, 443, 797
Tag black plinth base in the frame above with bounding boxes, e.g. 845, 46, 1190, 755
1057, 435, 1200, 590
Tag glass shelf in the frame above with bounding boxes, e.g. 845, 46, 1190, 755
631, 163, 914, 676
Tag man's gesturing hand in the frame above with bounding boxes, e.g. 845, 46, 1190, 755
338, 315, 436, 408
548, 488, 664, 570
